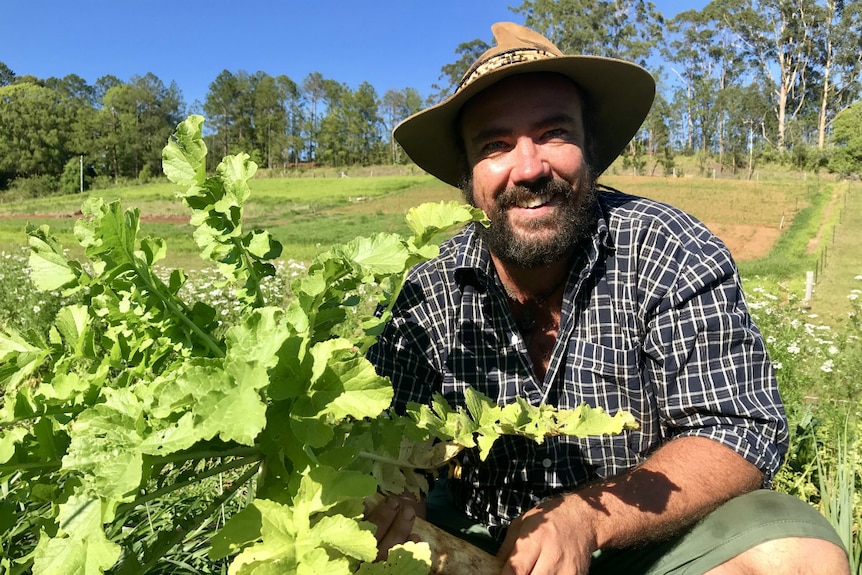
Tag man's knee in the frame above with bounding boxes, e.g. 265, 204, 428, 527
707, 536, 850, 575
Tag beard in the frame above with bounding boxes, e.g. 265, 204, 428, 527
460, 169, 599, 268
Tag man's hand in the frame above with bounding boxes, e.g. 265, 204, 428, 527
496, 495, 596, 575
364, 493, 425, 561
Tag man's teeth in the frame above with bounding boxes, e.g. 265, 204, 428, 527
517, 194, 551, 208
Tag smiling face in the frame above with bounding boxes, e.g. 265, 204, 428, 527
459, 72, 598, 268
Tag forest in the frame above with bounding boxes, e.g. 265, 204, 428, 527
2, 0, 862, 199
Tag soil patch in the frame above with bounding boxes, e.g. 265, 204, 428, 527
704, 222, 780, 261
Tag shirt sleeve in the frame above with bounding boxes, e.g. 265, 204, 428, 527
639, 224, 789, 487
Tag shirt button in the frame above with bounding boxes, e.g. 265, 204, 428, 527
542, 458, 553, 468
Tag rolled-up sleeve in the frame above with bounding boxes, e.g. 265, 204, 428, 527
641, 232, 788, 486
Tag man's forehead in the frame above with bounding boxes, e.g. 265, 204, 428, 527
459, 73, 584, 131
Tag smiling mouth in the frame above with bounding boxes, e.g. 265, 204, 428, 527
515, 193, 554, 208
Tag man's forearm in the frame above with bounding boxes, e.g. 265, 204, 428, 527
570, 435, 764, 550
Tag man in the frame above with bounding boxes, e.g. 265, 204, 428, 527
367, 22, 848, 575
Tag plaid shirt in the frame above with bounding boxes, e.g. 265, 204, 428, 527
367, 189, 788, 531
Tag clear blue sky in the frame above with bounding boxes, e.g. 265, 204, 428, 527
2, 1, 707, 107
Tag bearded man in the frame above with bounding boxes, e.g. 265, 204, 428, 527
366, 22, 848, 575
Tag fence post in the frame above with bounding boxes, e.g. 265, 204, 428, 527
804, 271, 815, 302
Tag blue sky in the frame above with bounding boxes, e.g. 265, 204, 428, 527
2, 1, 707, 107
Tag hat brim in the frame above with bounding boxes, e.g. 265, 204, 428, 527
394, 56, 656, 187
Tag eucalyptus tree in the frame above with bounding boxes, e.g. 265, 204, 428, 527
718, 81, 773, 176
428, 38, 490, 104
709, 0, 819, 151
512, 0, 665, 64
666, 7, 747, 164
512, 0, 664, 164
810, 0, 862, 149
381, 87, 423, 164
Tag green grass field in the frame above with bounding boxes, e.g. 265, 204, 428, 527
0, 169, 851, 315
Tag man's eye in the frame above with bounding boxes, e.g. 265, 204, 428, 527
544, 128, 568, 140
481, 141, 507, 154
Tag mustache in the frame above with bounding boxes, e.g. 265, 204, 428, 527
495, 178, 575, 209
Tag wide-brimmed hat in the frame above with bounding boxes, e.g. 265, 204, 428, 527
394, 22, 656, 187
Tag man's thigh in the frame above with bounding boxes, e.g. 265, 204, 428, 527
591, 489, 845, 575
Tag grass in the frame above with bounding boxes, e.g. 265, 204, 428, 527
807, 182, 862, 324
0, 168, 846, 309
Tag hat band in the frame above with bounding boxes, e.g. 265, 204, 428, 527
457, 47, 556, 93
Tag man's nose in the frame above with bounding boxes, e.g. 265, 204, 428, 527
509, 137, 551, 185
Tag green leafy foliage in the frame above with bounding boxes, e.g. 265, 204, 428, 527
0, 115, 635, 574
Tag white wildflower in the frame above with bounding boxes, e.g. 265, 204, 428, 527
820, 359, 834, 373
787, 343, 801, 354
828, 345, 838, 355
772, 361, 783, 370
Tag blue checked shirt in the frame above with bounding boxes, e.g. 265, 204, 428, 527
367, 190, 788, 530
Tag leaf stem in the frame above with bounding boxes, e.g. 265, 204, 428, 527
151, 445, 261, 465
231, 236, 266, 308
0, 405, 86, 429
0, 460, 61, 474
120, 454, 261, 512
136, 463, 260, 573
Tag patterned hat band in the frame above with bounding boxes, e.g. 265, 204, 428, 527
457, 48, 558, 92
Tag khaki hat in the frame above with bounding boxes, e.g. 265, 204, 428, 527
394, 22, 656, 187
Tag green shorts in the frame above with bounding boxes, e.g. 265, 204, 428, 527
425, 483, 846, 574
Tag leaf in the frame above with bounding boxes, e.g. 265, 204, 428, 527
310, 515, 378, 562
406, 201, 488, 249
32, 530, 121, 575
210, 504, 264, 560
295, 466, 377, 518
53, 304, 91, 357
62, 389, 145, 500
355, 541, 432, 575
27, 226, 81, 291
335, 233, 411, 276
0, 427, 29, 464
556, 403, 639, 436
162, 114, 207, 187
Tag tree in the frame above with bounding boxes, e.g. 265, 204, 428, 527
0, 62, 16, 87
830, 100, 862, 176
204, 70, 242, 160
302, 72, 326, 162
278, 75, 304, 166
0, 83, 77, 182
252, 72, 289, 168
429, 39, 490, 104
810, 0, 862, 149
317, 80, 349, 166
709, 0, 818, 151
97, 75, 183, 181
44, 73, 96, 106
513, 0, 665, 64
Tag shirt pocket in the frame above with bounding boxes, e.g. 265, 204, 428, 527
561, 339, 655, 475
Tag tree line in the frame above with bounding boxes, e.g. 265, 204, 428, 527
2, 0, 862, 198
